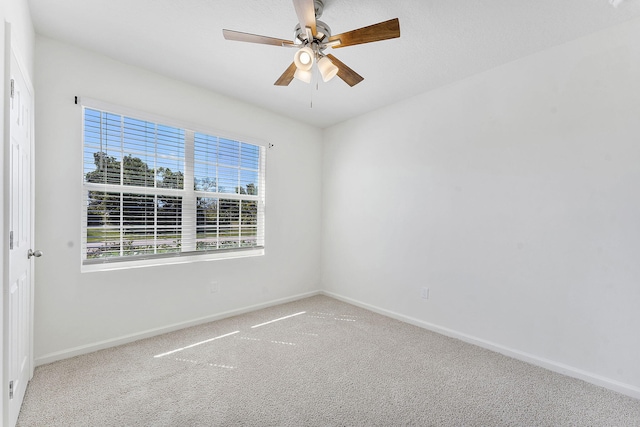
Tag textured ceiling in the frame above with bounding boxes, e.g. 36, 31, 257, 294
28, 0, 640, 128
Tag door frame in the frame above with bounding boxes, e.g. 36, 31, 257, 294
2, 21, 35, 427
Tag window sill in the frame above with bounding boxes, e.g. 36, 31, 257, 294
81, 248, 265, 273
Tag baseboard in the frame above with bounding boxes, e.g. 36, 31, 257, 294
35, 289, 640, 400
35, 290, 321, 366
321, 290, 640, 401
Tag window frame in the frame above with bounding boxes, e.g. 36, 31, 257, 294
80, 98, 266, 272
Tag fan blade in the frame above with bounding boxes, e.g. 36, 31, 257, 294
274, 62, 298, 86
328, 18, 400, 48
326, 54, 364, 87
223, 29, 295, 47
293, 0, 317, 37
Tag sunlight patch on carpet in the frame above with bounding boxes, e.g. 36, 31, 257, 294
153, 331, 240, 358
250, 311, 306, 329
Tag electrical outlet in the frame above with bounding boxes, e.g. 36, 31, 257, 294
210, 281, 219, 294
421, 287, 429, 300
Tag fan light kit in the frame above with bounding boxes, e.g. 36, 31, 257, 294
223, 0, 401, 87
294, 46, 314, 71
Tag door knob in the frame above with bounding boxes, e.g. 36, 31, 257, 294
28, 249, 43, 259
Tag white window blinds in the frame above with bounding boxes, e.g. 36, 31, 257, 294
82, 102, 266, 266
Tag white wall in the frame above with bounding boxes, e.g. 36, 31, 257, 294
322, 17, 640, 397
33, 37, 323, 363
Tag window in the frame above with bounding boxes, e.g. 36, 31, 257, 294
82, 100, 265, 269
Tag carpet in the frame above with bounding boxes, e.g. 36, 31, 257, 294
17, 295, 640, 426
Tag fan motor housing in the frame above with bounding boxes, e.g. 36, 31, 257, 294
294, 20, 332, 45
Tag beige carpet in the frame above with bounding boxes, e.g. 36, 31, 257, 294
17, 295, 640, 426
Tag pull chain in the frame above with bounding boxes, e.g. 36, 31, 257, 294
310, 66, 320, 108
309, 66, 315, 108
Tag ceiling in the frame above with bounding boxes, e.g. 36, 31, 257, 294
27, 0, 640, 128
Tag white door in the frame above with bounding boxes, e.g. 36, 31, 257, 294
5, 43, 35, 427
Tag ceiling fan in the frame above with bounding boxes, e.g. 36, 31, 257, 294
223, 0, 400, 87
